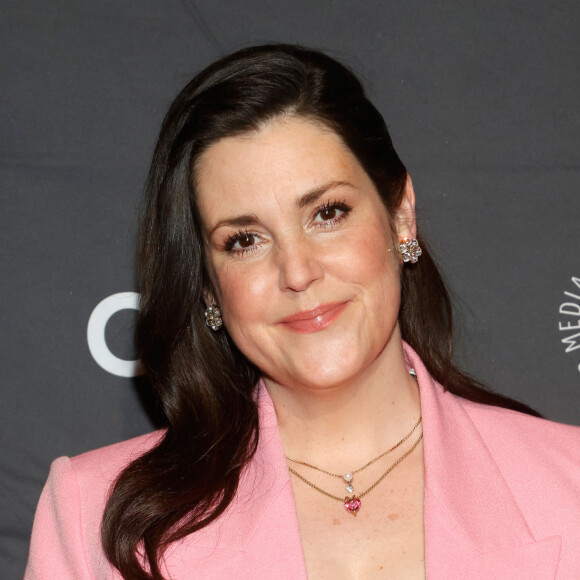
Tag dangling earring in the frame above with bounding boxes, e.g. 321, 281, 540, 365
204, 304, 223, 331
399, 237, 422, 263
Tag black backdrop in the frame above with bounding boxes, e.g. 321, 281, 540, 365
2, 1, 579, 576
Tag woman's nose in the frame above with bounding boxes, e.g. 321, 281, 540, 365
276, 238, 325, 292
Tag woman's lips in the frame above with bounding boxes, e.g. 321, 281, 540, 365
278, 302, 349, 333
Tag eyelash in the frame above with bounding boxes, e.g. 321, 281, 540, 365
223, 229, 260, 256
223, 199, 352, 256
312, 199, 351, 228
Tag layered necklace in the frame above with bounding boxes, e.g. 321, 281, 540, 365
285, 369, 422, 516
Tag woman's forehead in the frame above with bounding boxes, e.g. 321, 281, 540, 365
194, 117, 368, 217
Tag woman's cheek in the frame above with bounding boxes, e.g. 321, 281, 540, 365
216, 261, 274, 324
338, 228, 394, 281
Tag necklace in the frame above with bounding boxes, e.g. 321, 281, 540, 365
286, 414, 422, 496
286, 368, 422, 516
287, 430, 422, 516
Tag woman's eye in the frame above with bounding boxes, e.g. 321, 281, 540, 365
313, 201, 351, 225
224, 231, 261, 254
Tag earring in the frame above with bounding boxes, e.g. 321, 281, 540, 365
399, 237, 422, 263
204, 304, 223, 331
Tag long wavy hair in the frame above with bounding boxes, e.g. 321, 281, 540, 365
102, 44, 540, 579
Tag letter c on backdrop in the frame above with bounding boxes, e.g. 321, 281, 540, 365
87, 292, 144, 377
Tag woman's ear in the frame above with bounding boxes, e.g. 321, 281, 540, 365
395, 174, 417, 240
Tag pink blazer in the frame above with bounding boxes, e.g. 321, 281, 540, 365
25, 346, 580, 579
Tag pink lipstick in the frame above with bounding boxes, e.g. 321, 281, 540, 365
278, 302, 348, 333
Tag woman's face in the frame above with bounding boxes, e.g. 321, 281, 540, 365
196, 117, 415, 390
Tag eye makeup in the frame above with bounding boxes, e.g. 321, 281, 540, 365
221, 198, 353, 257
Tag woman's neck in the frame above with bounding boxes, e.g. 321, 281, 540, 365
264, 338, 421, 473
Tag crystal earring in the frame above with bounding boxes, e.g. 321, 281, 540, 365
399, 237, 422, 263
204, 304, 223, 331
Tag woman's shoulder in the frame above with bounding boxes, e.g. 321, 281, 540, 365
459, 393, 580, 439
48, 430, 165, 509
69, 429, 164, 476
25, 431, 165, 578
457, 393, 580, 477
70, 428, 162, 479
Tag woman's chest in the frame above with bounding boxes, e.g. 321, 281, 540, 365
291, 458, 425, 580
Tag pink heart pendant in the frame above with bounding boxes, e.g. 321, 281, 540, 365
344, 496, 361, 516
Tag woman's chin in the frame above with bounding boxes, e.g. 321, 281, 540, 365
283, 351, 368, 390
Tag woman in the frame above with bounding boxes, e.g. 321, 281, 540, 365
26, 44, 580, 579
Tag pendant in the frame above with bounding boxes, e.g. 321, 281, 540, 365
344, 495, 361, 516
343, 473, 354, 493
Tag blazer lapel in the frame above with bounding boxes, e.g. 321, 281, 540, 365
405, 346, 562, 579
161, 382, 308, 579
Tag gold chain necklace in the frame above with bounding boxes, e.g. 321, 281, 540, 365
287, 430, 423, 516
286, 368, 422, 516
286, 414, 422, 495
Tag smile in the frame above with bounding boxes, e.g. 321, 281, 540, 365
278, 302, 349, 333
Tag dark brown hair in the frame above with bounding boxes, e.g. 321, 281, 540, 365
102, 44, 539, 579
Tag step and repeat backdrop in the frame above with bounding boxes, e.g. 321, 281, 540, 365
2, 1, 578, 575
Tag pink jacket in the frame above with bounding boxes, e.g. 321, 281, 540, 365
25, 346, 580, 579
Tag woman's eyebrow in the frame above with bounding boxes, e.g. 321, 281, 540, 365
297, 180, 353, 209
209, 213, 260, 236
209, 180, 354, 235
